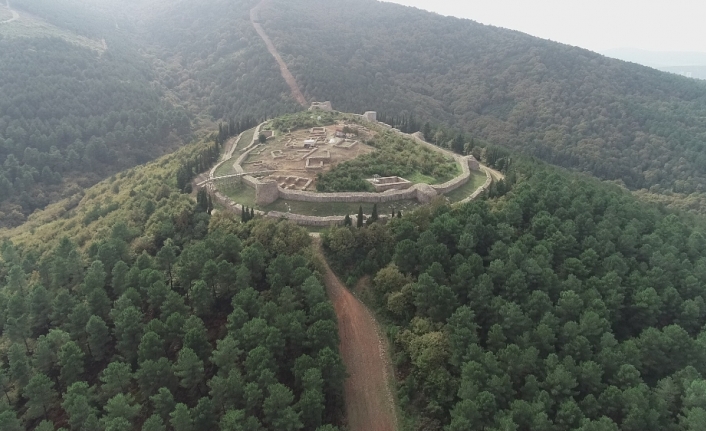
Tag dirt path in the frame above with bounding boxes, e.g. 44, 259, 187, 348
1, 0, 19, 24
312, 238, 398, 431
250, 0, 308, 107
485, 165, 505, 182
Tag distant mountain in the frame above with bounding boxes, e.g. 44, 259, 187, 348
660, 66, 706, 80
252, 0, 706, 195
602, 48, 706, 68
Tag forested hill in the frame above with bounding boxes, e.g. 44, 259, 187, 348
132, 0, 301, 120
0, 138, 347, 431
258, 0, 706, 195
323, 158, 706, 430
0, 0, 195, 228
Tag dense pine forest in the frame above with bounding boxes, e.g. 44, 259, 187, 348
0, 141, 346, 430
3, 0, 706, 430
0, 35, 190, 228
322, 160, 706, 431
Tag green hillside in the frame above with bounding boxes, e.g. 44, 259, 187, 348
323, 159, 706, 430
0, 138, 346, 430
258, 0, 706, 197
0, 1, 192, 228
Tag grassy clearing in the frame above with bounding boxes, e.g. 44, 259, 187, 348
445, 170, 489, 202
218, 181, 258, 208
214, 159, 236, 177
406, 172, 437, 184
239, 127, 257, 150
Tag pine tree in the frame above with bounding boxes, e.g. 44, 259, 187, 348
23, 373, 56, 420
58, 341, 85, 387
452, 133, 465, 154
86, 315, 110, 362
174, 348, 204, 393
423, 123, 432, 141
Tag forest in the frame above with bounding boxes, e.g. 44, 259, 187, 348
4, 0, 706, 429
0, 35, 190, 228
259, 0, 706, 199
322, 159, 706, 431
316, 131, 459, 192
135, 0, 301, 121
0, 139, 346, 431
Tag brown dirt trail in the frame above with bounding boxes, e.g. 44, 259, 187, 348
312, 238, 398, 431
250, 0, 308, 107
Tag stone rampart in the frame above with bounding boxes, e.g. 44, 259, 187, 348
256, 180, 279, 206
457, 167, 493, 205
234, 145, 262, 174
277, 186, 418, 203
266, 211, 390, 227
212, 191, 266, 216
431, 156, 472, 195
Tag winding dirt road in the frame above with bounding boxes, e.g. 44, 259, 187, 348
312, 238, 398, 431
1, 0, 19, 24
250, 0, 308, 107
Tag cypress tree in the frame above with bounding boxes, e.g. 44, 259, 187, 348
356, 206, 364, 228
371, 204, 378, 222
344, 214, 352, 226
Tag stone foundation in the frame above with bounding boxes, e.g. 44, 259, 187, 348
367, 176, 413, 192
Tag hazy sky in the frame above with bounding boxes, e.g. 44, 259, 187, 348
383, 0, 706, 53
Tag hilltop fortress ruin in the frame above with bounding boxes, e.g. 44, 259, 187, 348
205, 103, 491, 226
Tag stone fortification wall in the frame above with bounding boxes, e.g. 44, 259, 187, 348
234, 144, 263, 174
212, 191, 266, 216
457, 167, 493, 205
266, 211, 390, 227
431, 156, 472, 195
256, 180, 279, 206
277, 186, 418, 203
370, 181, 413, 193
404, 131, 477, 195
266, 211, 346, 227
240, 122, 267, 154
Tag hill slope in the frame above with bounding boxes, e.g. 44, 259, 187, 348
0, 137, 347, 430
323, 158, 706, 430
257, 0, 706, 195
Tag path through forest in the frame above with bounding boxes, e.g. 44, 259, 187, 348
1, 0, 19, 24
311, 237, 399, 431
250, 0, 308, 107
